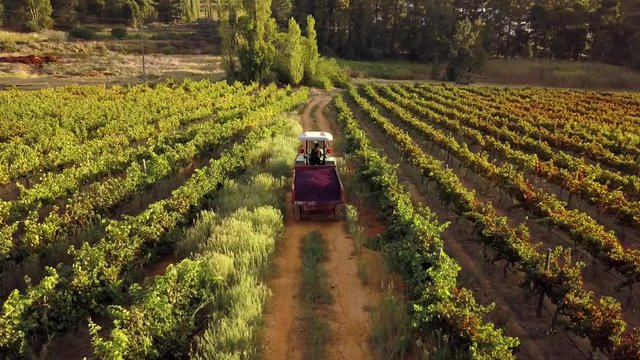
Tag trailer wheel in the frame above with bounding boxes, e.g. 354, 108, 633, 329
333, 205, 343, 221
294, 204, 302, 221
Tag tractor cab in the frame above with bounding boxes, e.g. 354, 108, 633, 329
295, 131, 337, 166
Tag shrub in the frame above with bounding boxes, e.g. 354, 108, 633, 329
111, 26, 128, 39
161, 45, 177, 55
68, 26, 95, 40
310, 57, 350, 89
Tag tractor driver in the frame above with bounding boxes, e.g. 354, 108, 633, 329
309, 142, 322, 165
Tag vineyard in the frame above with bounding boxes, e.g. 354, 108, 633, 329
335, 84, 640, 359
0, 80, 308, 358
0, 78, 639, 360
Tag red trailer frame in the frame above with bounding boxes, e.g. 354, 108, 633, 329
292, 164, 345, 221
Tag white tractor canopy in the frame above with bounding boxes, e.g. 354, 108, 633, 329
298, 131, 334, 142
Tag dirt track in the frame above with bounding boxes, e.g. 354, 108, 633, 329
262, 93, 376, 359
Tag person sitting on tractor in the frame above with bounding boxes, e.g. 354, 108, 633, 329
309, 142, 322, 165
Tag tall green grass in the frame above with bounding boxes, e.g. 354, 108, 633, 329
300, 231, 332, 360
370, 289, 410, 359
185, 115, 302, 359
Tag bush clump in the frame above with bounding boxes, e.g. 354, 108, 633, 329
68, 26, 95, 40
111, 26, 128, 39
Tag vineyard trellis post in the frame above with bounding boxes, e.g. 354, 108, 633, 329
537, 248, 552, 317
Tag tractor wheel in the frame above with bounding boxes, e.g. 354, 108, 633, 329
294, 204, 302, 221
333, 205, 343, 221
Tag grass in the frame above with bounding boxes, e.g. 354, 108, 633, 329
357, 257, 370, 285
301, 231, 333, 306
345, 204, 365, 256
174, 116, 301, 359
0, 30, 65, 44
338, 57, 640, 90
300, 231, 332, 360
370, 289, 410, 359
480, 58, 640, 90
337, 59, 433, 80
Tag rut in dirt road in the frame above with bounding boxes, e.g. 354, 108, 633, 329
262, 94, 376, 360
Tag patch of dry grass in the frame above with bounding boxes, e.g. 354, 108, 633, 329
479, 58, 640, 90
0, 30, 65, 44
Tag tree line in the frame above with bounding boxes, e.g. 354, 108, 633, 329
287, 0, 640, 70
1, 0, 638, 76
0, 0, 204, 30
218, 0, 348, 87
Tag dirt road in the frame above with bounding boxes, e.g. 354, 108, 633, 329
262, 93, 376, 360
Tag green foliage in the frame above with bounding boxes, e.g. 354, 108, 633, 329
68, 25, 95, 40
156, 0, 183, 22
333, 91, 520, 359
446, 18, 486, 82
300, 231, 331, 359
271, 0, 292, 27
220, 1, 348, 87
51, 0, 78, 28
111, 26, 128, 39
311, 57, 349, 89
18, 0, 54, 31
301, 231, 332, 305
370, 291, 411, 359
218, 0, 240, 78
303, 15, 319, 81
286, 17, 304, 84
0, 82, 309, 356
237, 0, 277, 83
183, 0, 200, 22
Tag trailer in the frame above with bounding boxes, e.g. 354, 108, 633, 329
292, 131, 344, 221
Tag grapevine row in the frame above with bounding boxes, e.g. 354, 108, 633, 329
347, 86, 639, 358
445, 86, 640, 175
0, 86, 295, 265
394, 85, 640, 230
0, 81, 248, 185
0, 91, 308, 357
334, 94, 519, 359
0, 83, 279, 226
366, 85, 640, 288
405, 85, 640, 202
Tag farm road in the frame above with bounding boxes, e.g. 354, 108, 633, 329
262, 93, 376, 359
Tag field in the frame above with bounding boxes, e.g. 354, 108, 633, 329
335, 84, 640, 359
0, 78, 639, 360
0, 80, 309, 358
339, 58, 640, 91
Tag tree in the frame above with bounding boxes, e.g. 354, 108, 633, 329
52, 0, 79, 28
218, 0, 240, 78
286, 17, 304, 84
446, 18, 486, 82
303, 15, 319, 80
271, 0, 291, 27
237, 0, 277, 82
183, 0, 199, 21
156, 0, 182, 22
24, 0, 54, 31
